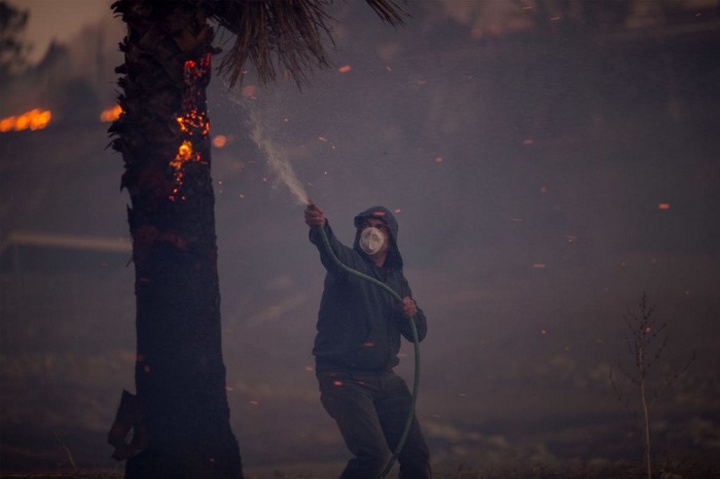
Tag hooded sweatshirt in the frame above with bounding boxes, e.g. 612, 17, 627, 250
309, 206, 428, 373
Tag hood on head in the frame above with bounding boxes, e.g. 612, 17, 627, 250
353, 206, 403, 268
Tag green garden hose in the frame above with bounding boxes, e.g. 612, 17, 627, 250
315, 221, 421, 479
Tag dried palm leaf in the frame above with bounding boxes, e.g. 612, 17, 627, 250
365, 0, 407, 26
207, 0, 406, 87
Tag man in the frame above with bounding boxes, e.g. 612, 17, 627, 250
304, 204, 431, 479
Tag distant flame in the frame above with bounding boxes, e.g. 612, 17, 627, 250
0, 108, 52, 132
100, 104, 123, 123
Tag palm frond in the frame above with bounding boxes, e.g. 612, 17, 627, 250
208, 0, 333, 87
365, 0, 407, 26
207, 0, 407, 87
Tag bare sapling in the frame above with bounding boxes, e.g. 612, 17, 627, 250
609, 292, 695, 479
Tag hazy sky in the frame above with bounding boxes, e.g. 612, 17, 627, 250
13, 0, 113, 64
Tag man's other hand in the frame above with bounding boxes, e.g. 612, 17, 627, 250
400, 297, 418, 318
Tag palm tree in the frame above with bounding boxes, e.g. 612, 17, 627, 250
107, 1, 404, 477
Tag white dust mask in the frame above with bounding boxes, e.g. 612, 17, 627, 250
359, 226, 385, 255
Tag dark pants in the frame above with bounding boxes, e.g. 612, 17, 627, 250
317, 369, 431, 479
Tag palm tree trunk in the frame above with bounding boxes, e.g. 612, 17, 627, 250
109, 1, 243, 477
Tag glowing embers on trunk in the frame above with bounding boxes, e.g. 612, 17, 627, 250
171, 139, 198, 169
0, 108, 52, 132
170, 134, 203, 201
176, 102, 209, 138
169, 55, 212, 202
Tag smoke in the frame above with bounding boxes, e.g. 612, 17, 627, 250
0, 10, 122, 118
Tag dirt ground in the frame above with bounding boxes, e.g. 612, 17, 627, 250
2, 462, 720, 479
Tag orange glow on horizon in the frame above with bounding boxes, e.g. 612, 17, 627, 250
0, 108, 52, 132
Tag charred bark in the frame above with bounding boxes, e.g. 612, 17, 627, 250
109, 1, 242, 477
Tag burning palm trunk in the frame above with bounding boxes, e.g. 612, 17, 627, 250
108, 1, 242, 477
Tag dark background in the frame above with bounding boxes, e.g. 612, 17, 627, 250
1, 0, 719, 474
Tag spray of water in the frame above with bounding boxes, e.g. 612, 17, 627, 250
246, 107, 310, 206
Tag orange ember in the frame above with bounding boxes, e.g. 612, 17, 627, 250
170, 141, 199, 201
172, 140, 195, 167
176, 110, 209, 137
0, 108, 52, 132
212, 135, 227, 148
338, 65, 352, 73
241, 85, 256, 98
